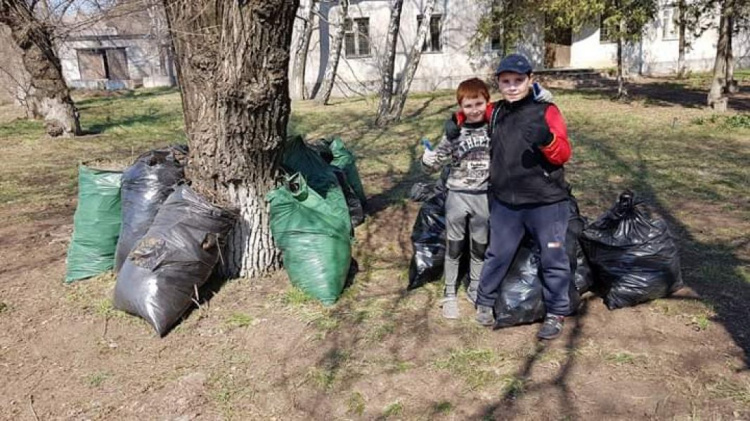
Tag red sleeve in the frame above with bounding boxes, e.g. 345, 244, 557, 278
540, 105, 571, 166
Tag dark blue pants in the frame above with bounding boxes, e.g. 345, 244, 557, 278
476, 197, 572, 315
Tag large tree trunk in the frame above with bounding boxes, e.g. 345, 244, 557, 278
677, 0, 687, 78
375, 0, 404, 127
708, 0, 733, 111
293, 0, 318, 100
316, 0, 349, 105
163, 0, 299, 278
0, 0, 80, 137
382, 0, 436, 124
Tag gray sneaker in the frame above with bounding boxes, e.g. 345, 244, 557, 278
537, 314, 565, 340
441, 296, 459, 319
475, 305, 494, 326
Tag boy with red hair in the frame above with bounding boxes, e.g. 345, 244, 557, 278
422, 77, 493, 318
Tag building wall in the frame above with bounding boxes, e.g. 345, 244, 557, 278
292, 0, 543, 99
569, 5, 750, 75
58, 36, 166, 89
293, 0, 750, 99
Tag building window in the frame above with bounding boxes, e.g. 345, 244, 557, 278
76, 48, 130, 80
417, 14, 442, 52
599, 15, 616, 44
344, 17, 370, 57
490, 35, 502, 51
662, 7, 678, 40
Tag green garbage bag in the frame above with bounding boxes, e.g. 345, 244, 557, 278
329, 137, 367, 205
281, 135, 351, 235
268, 173, 351, 305
65, 165, 123, 282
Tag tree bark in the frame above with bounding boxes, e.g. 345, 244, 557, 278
616, 34, 627, 98
163, 0, 299, 278
293, 0, 318, 100
724, 14, 737, 94
383, 0, 436, 124
707, 0, 732, 111
375, 0, 404, 127
0, 0, 80, 137
316, 0, 349, 105
677, 0, 687, 78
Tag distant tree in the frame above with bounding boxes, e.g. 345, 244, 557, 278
600, 0, 659, 98
0, 0, 81, 137
162, 0, 299, 277
707, 0, 736, 110
293, 0, 319, 100
375, 0, 403, 127
316, 0, 349, 105
377, 0, 436, 124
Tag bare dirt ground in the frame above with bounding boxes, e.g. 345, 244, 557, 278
1, 82, 749, 420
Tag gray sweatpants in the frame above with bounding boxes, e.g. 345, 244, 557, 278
444, 191, 489, 296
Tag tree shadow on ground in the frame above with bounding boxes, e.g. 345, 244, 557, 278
476, 297, 594, 420
472, 128, 750, 419
555, 80, 750, 111
83, 111, 176, 135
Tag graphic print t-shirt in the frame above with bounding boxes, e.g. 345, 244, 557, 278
432, 121, 491, 192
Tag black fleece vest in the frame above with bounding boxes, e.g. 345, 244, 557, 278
489, 94, 570, 206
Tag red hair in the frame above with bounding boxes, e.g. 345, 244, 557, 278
456, 78, 490, 105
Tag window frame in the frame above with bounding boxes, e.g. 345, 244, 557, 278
599, 15, 617, 44
343, 17, 371, 58
417, 14, 443, 53
661, 6, 679, 41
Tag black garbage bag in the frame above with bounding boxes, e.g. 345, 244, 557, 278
113, 185, 237, 336
407, 188, 447, 290
332, 168, 365, 228
114, 146, 186, 272
492, 238, 583, 328
580, 190, 684, 310
566, 197, 594, 294
493, 240, 546, 328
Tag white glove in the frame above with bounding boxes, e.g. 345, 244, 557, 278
533, 82, 554, 103
422, 148, 438, 167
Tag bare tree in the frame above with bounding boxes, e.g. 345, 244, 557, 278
293, 0, 318, 100
379, 0, 436, 124
162, 0, 298, 278
708, 0, 734, 111
0, 0, 80, 137
375, 0, 403, 127
316, 0, 349, 105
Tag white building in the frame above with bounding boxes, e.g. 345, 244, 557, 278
291, 0, 750, 99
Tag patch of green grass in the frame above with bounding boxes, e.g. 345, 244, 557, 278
382, 401, 403, 418
691, 314, 711, 331
433, 400, 453, 414
366, 321, 396, 342
605, 351, 637, 365
434, 348, 507, 390
347, 391, 366, 416
225, 312, 254, 329
85, 371, 110, 388
281, 287, 313, 306
0, 302, 8, 314
501, 375, 528, 399
307, 366, 337, 390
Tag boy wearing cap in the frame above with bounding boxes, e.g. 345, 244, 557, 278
471, 53, 573, 340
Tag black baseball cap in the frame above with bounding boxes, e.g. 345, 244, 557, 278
495, 53, 533, 75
